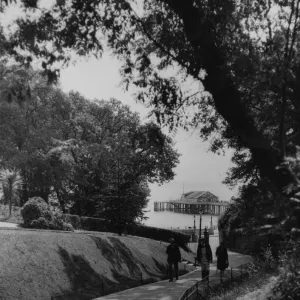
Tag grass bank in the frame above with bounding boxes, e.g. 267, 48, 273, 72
0, 229, 195, 299
211, 273, 278, 300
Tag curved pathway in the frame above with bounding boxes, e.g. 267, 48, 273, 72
0, 221, 21, 228
95, 250, 253, 300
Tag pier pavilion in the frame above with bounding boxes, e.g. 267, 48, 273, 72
154, 191, 229, 215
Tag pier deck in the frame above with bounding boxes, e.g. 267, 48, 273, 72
154, 201, 228, 216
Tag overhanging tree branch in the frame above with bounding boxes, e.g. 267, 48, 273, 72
157, 0, 293, 189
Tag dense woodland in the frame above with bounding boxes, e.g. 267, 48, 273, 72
0, 0, 300, 297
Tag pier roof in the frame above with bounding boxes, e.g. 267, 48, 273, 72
183, 191, 207, 199
181, 191, 219, 200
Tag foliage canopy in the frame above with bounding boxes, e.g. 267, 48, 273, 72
0, 61, 180, 228
1, 0, 300, 233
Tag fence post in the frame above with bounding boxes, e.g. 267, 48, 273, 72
231, 267, 233, 282
240, 265, 242, 277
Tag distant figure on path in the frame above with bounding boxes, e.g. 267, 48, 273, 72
216, 241, 229, 281
166, 238, 181, 282
197, 238, 212, 281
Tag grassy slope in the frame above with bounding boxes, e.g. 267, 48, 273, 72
0, 229, 195, 300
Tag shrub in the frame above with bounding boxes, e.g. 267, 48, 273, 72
49, 212, 74, 231
30, 217, 51, 229
269, 239, 300, 300
21, 197, 73, 231
30, 215, 74, 231
21, 197, 52, 227
62, 222, 74, 231
63, 214, 81, 229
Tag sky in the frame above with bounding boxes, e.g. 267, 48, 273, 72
59, 54, 238, 211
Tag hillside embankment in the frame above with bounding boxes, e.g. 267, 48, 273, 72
0, 228, 194, 300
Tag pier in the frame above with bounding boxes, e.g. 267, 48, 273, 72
153, 201, 228, 215
153, 191, 229, 216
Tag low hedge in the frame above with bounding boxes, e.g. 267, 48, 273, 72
127, 224, 191, 250
63, 214, 190, 249
80, 216, 113, 232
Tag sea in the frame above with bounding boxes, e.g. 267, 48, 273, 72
143, 209, 220, 230
143, 209, 221, 257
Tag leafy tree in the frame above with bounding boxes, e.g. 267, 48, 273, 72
219, 178, 280, 235
50, 95, 180, 228
2, 0, 300, 233
1, 0, 299, 193
0, 168, 23, 217
0, 62, 71, 204
0, 60, 180, 224
92, 117, 178, 233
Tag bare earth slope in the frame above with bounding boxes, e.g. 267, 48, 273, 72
0, 229, 194, 300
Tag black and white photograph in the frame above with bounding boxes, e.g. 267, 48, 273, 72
0, 0, 299, 299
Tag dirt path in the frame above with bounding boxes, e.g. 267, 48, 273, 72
0, 221, 21, 228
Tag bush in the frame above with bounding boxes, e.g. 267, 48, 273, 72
30, 215, 74, 231
62, 222, 74, 231
49, 212, 74, 231
21, 197, 52, 227
21, 197, 73, 231
63, 214, 81, 229
30, 217, 51, 229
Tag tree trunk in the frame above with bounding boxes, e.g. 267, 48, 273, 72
8, 197, 12, 218
55, 188, 66, 213
21, 185, 29, 206
160, 0, 294, 191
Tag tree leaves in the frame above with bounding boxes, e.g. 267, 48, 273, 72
0, 63, 180, 219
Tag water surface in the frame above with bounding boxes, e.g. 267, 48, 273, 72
143, 210, 220, 229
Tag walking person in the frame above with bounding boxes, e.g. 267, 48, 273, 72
197, 238, 213, 282
166, 238, 181, 282
216, 241, 229, 281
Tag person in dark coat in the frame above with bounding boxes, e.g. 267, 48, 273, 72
197, 238, 213, 281
166, 238, 181, 282
216, 241, 229, 281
